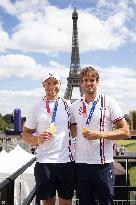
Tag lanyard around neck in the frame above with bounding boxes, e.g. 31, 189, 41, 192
82, 95, 100, 125
45, 96, 60, 123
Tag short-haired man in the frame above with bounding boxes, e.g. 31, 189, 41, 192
22, 72, 75, 205
70, 66, 129, 205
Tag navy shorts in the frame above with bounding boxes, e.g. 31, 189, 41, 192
34, 162, 75, 200
76, 163, 115, 205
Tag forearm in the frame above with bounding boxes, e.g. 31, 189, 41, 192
84, 126, 130, 141
83, 119, 130, 141
22, 126, 52, 144
70, 124, 77, 138
22, 132, 39, 145
100, 127, 130, 140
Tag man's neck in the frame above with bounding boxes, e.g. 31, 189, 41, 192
84, 93, 97, 104
46, 95, 57, 101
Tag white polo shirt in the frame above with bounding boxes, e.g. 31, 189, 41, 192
25, 97, 74, 163
70, 94, 124, 164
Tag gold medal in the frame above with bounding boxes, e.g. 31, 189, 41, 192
82, 127, 90, 133
46, 124, 57, 135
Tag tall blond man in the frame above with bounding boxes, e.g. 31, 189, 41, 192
70, 66, 129, 205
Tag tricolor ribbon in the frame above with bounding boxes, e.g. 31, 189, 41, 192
45, 96, 60, 124
81, 95, 100, 125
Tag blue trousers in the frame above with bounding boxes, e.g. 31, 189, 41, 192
34, 162, 75, 200
76, 163, 115, 205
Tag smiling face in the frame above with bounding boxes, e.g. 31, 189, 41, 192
81, 74, 99, 96
43, 77, 61, 100
80, 67, 100, 97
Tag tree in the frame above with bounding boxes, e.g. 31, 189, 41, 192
0, 113, 14, 130
0, 115, 8, 130
124, 114, 130, 123
133, 112, 136, 130
3, 114, 11, 124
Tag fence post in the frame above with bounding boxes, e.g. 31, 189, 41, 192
7, 180, 14, 205
0, 180, 14, 205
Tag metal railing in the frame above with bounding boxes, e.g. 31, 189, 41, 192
0, 155, 136, 205
0, 157, 36, 205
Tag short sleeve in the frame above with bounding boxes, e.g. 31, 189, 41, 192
109, 97, 124, 123
24, 104, 38, 129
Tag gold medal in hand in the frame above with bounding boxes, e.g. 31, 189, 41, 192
82, 127, 90, 133
46, 124, 57, 135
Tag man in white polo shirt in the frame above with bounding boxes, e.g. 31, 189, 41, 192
22, 72, 75, 205
70, 66, 129, 205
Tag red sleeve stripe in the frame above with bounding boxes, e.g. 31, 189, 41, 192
112, 117, 124, 123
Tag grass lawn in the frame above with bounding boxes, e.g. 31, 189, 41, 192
128, 166, 136, 186
116, 139, 136, 187
117, 139, 136, 152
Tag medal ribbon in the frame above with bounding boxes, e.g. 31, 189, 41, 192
45, 100, 51, 115
86, 101, 97, 125
82, 101, 86, 117
82, 96, 100, 125
45, 97, 60, 123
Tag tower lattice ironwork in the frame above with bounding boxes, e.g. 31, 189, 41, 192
64, 9, 82, 100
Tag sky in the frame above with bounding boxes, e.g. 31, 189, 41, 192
0, 0, 136, 117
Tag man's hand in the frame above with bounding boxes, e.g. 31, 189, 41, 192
38, 131, 53, 144
22, 126, 54, 145
82, 128, 101, 140
82, 118, 130, 141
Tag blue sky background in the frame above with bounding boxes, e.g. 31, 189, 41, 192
0, 0, 136, 116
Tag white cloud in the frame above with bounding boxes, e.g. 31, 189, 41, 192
0, 0, 16, 15
0, 26, 10, 52
12, 5, 131, 53
0, 64, 135, 116
0, 0, 135, 53
99, 66, 136, 113
0, 54, 69, 82
78, 12, 124, 52
97, 0, 115, 9
48, 61, 69, 79
10, 5, 72, 54
0, 88, 43, 116
78, 1, 134, 52
0, 54, 44, 79
0, 0, 49, 15
0, 85, 67, 116
0, 0, 135, 116
129, 30, 136, 43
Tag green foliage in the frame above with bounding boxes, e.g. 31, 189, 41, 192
3, 114, 12, 124
0, 113, 14, 130
0, 115, 8, 130
117, 140, 136, 187
118, 140, 136, 152
133, 112, 136, 130
21, 117, 26, 126
124, 114, 130, 124
128, 166, 136, 186
0, 113, 25, 130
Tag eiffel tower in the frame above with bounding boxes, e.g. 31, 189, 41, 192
64, 9, 82, 100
